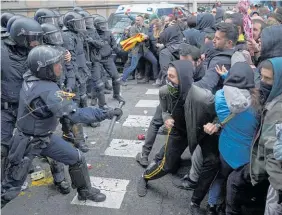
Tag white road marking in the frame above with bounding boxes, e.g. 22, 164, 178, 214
122, 115, 153, 128
71, 177, 130, 209
145, 89, 159, 95
104, 139, 144, 158
135, 100, 159, 108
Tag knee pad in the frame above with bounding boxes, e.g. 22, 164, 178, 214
94, 81, 104, 92
50, 160, 65, 174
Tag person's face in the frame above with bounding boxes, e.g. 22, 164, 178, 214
213, 31, 232, 50
135, 17, 143, 26
164, 17, 170, 26
29, 40, 41, 48
261, 67, 274, 85
212, 9, 217, 17
53, 62, 63, 77
253, 22, 262, 41
167, 67, 179, 85
252, 13, 259, 18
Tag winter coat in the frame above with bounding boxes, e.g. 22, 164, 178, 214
129, 24, 150, 55
250, 57, 282, 193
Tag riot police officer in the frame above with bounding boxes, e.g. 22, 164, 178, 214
1, 45, 123, 207
34, 8, 59, 27
61, 11, 90, 152
1, 12, 14, 37
93, 16, 125, 103
1, 17, 43, 180
53, 10, 64, 29
79, 10, 109, 109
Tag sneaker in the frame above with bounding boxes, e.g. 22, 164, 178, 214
136, 152, 149, 167
206, 204, 217, 215
152, 79, 161, 86
137, 176, 148, 197
172, 175, 197, 190
190, 203, 201, 215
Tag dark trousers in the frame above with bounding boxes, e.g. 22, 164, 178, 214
1, 105, 18, 147
191, 134, 220, 205
2, 133, 79, 203
143, 128, 187, 181
226, 164, 269, 215
142, 105, 163, 156
100, 57, 119, 80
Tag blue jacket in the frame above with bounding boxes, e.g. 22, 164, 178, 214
215, 89, 259, 169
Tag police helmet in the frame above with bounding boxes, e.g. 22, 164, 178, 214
10, 18, 43, 49
78, 11, 94, 29
41, 23, 63, 45
28, 45, 64, 82
6, 15, 24, 33
63, 11, 86, 32
94, 16, 108, 31
73, 6, 84, 12
53, 10, 64, 28
34, 8, 59, 27
1, 12, 14, 32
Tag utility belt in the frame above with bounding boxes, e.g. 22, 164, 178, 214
1, 101, 18, 110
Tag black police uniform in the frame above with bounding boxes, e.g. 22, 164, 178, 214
1, 45, 122, 208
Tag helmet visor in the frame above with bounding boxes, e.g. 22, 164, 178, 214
26, 32, 43, 48
44, 30, 63, 45
72, 18, 86, 31
85, 17, 94, 29
41, 16, 59, 27
37, 50, 64, 71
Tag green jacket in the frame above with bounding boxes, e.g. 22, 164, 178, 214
129, 24, 149, 55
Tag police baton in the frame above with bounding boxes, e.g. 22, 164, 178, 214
100, 101, 125, 156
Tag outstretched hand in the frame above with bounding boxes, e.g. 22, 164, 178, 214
215, 65, 228, 76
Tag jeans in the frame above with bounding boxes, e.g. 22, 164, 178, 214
122, 51, 158, 81
208, 155, 233, 205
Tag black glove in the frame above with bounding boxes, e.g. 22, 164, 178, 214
65, 87, 72, 93
107, 108, 123, 120
278, 190, 282, 204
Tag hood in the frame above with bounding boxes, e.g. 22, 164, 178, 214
160, 25, 181, 46
169, 60, 194, 101
260, 25, 282, 62
196, 13, 215, 31
267, 57, 282, 102
223, 86, 252, 113
224, 62, 255, 89
215, 8, 225, 23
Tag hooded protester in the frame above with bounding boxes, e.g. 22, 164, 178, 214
157, 25, 183, 86
183, 13, 215, 49
204, 62, 259, 214
225, 57, 282, 215
136, 60, 194, 197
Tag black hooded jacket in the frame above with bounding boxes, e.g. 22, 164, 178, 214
159, 60, 194, 134
159, 25, 182, 55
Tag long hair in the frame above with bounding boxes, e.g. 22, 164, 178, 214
153, 21, 162, 38
249, 88, 262, 112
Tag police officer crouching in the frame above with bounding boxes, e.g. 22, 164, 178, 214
1, 45, 123, 208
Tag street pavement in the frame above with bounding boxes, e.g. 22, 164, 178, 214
2, 80, 204, 215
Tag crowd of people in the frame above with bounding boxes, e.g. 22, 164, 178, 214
1, 1, 282, 215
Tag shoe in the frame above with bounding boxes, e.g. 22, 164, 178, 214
157, 125, 168, 135
78, 187, 106, 202
206, 204, 217, 215
104, 89, 111, 94
137, 78, 149, 84
55, 180, 71, 194
113, 94, 125, 103
190, 203, 201, 215
62, 132, 75, 143
152, 79, 161, 86
136, 153, 149, 167
172, 175, 197, 190
137, 176, 148, 197
74, 142, 90, 153
127, 75, 135, 81
89, 122, 100, 128
119, 80, 127, 86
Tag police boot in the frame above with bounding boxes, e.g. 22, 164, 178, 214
72, 124, 89, 153
69, 154, 106, 202
112, 81, 125, 103
80, 94, 88, 108
62, 132, 75, 143
49, 160, 71, 194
